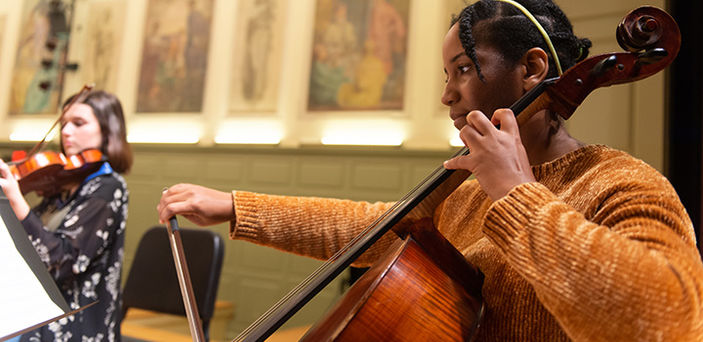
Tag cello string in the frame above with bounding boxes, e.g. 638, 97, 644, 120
236, 153, 468, 338
237, 5, 681, 336
237, 80, 557, 339
248, 79, 556, 317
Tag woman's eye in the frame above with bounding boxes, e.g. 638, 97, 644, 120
444, 64, 471, 83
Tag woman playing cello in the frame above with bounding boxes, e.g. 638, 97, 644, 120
0, 90, 132, 341
159, 1, 703, 340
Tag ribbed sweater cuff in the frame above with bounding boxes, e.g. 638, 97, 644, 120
230, 190, 261, 241
483, 182, 554, 250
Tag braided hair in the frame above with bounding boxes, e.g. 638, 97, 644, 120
451, 0, 592, 81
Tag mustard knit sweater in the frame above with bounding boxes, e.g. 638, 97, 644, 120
230, 145, 703, 341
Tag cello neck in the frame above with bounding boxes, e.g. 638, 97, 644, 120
233, 78, 557, 342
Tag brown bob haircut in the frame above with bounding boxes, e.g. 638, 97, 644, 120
63, 90, 133, 174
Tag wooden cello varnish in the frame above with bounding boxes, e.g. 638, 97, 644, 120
301, 219, 484, 341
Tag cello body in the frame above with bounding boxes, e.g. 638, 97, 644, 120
302, 219, 484, 341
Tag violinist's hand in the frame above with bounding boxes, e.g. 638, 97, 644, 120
0, 159, 30, 220
157, 183, 235, 226
443, 109, 535, 201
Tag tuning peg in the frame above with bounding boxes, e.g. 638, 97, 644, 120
636, 48, 668, 65
591, 55, 618, 76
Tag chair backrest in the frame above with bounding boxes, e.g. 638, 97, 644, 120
121, 225, 225, 341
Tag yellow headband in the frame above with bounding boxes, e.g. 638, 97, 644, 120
497, 0, 563, 75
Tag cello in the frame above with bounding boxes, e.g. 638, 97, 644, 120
172, 5, 681, 341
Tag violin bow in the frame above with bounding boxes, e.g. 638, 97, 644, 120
12, 84, 94, 165
166, 216, 206, 342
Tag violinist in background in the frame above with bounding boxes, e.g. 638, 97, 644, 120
158, 0, 703, 340
0, 90, 132, 342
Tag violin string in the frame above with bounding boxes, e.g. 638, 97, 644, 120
13, 84, 94, 165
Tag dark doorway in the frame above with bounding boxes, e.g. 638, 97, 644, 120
667, 0, 703, 255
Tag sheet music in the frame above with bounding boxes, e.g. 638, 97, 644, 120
0, 205, 65, 338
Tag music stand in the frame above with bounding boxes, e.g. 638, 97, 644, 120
0, 189, 95, 341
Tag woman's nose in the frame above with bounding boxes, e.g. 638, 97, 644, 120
61, 124, 73, 136
441, 83, 458, 106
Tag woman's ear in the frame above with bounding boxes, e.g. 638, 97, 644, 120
521, 47, 549, 91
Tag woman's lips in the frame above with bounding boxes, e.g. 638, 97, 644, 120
450, 112, 468, 129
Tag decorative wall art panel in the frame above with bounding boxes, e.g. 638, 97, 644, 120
136, 0, 214, 113
229, 0, 287, 115
79, 0, 124, 92
307, 0, 410, 112
10, 0, 73, 115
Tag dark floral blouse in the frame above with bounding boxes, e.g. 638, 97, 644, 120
19, 168, 128, 342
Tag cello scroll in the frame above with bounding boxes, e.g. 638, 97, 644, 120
545, 6, 680, 121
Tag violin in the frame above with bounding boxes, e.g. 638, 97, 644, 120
8, 149, 105, 195
5, 84, 104, 196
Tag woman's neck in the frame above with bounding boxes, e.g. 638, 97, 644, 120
520, 110, 585, 165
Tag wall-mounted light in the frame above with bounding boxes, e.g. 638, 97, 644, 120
321, 122, 404, 146
127, 123, 200, 144
214, 122, 282, 145
9, 123, 58, 142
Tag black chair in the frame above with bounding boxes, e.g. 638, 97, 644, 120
121, 225, 225, 341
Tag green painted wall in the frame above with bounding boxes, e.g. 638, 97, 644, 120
0, 143, 452, 338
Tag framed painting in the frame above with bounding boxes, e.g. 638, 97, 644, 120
78, 0, 124, 92
307, 0, 410, 112
10, 0, 73, 115
136, 0, 214, 113
229, 0, 287, 114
